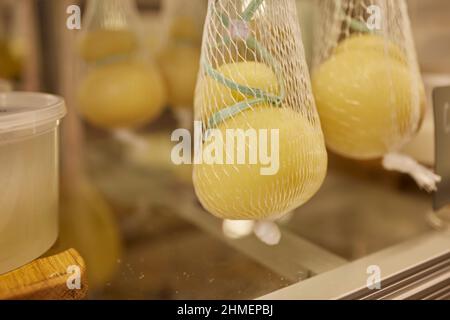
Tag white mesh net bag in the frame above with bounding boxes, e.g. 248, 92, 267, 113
192, 0, 328, 233
311, 0, 440, 191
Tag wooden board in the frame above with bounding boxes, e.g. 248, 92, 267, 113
0, 249, 87, 300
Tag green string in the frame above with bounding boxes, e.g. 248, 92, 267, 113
204, 0, 284, 129
207, 98, 266, 128
336, 0, 373, 34
246, 36, 285, 100
348, 18, 371, 33
242, 0, 265, 21
202, 60, 282, 104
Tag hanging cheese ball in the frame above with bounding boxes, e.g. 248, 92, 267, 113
158, 43, 200, 109
77, 60, 167, 129
193, 106, 327, 220
312, 36, 425, 159
78, 30, 138, 62
193, 0, 328, 222
334, 35, 427, 117
197, 61, 280, 120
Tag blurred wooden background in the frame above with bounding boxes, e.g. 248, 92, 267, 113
408, 0, 450, 73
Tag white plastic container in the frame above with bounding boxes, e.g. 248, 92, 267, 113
0, 92, 66, 274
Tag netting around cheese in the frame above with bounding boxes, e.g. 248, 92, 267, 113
193, 0, 328, 221
312, 0, 424, 159
311, 0, 440, 191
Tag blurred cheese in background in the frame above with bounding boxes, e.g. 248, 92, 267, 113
162, 0, 204, 45
154, 0, 207, 128
0, 1, 22, 81
0, 38, 22, 80
76, 0, 168, 130
0, 0, 41, 91
158, 43, 200, 111
51, 177, 122, 290
78, 29, 138, 63
77, 59, 167, 129
139, 1, 167, 56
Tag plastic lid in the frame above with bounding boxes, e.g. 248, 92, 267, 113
0, 92, 66, 138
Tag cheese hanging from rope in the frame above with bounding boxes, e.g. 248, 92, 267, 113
193, 105, 327, 220
311, 0, 426, 160
192, 0, 327, 221
312, 37, 425, 159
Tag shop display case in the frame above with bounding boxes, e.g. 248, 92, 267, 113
83, 130, 449, 299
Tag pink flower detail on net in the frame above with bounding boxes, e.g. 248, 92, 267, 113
229, 19, 251, 40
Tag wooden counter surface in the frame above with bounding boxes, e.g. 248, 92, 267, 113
0, 249, 87, 300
